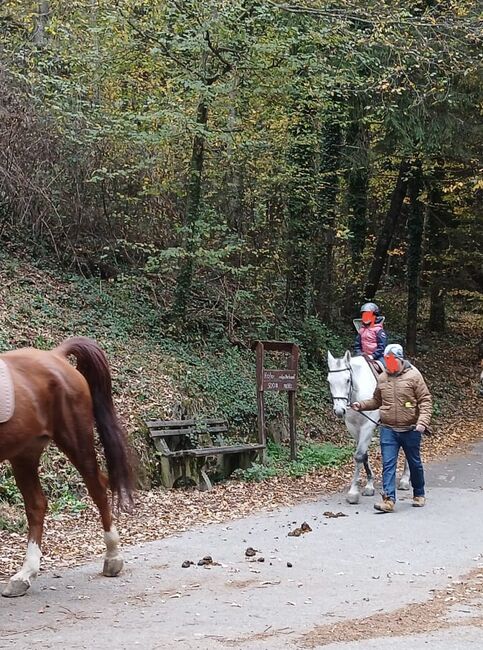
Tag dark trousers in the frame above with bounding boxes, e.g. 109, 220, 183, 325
380, 426, 425, 501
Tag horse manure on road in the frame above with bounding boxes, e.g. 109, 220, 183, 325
288, 521, 313, 536
245, 546, 258, 557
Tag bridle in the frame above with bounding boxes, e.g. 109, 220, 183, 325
328, 364, 380, 426
327, 365, 354, 403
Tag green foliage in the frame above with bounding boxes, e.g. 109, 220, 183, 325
0, 449, 88, 514
48, 487, 88, 516
0, 471, 23, 506
236, 440, 354, 482
284, 317, 347, 366
432, 399, 442, 418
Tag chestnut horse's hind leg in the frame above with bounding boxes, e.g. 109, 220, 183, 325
3, 450, 47, 598
55, 433, 124, 578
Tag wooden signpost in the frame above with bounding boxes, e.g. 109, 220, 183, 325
252, 340, 300, 461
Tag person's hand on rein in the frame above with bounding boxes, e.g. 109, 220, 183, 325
415, 424, 425, 434
351, 402, 361, 411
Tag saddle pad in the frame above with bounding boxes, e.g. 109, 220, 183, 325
0, 359, 15, 423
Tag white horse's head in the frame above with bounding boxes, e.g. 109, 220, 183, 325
327, 350, 352, 418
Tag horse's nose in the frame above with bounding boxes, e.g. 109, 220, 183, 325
333, 405, 346, 418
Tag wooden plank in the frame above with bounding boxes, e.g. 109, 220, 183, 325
146, 419, 196, 428
187, 444, 265, 457
149, 429, 196, 438
204, 425, 229, 433
152, 447, 190, 458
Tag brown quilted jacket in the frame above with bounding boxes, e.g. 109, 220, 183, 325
359, 363, 432, 431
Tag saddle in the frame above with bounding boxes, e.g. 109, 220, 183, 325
366, 357, 384, 379
0, 359, 15, 423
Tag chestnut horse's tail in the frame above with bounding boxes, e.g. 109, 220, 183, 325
56, 337, 134, 508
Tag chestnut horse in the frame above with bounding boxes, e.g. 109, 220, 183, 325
0, 337, 134, 597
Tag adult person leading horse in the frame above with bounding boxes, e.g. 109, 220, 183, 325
351, 343, 432, 513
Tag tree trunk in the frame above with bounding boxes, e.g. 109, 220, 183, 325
429, 284, 446, 332
172, 100, 208, 323
364, 159, 410, 300
427, 164, 449, 332
32, 1, 50, 46
90, 0, 101, 106
406, 160, 424, 356
225, 87, 245, 236
343, 97, 369, 317
313, 119, 342, 324
347, 99, 369, 263
285, 71, 316, 323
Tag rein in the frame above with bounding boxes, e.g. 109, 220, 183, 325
328, 364, 380, 427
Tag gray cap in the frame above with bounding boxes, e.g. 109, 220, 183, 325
384, 343, 404, 359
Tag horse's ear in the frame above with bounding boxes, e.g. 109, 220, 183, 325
327, 350, 335, 364
343, 350, 351, 364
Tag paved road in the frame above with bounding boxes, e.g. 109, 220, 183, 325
2, 444, 483, 649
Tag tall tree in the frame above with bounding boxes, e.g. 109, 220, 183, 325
313, 117, 342, 324
285, 66, 316, 323
426, 163, 451, 332
32, 0, 50, 46
406, 159, 424, 355
364, 159, 410, 300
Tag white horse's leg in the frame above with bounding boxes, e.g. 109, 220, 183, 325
354, 421, 376, 497
398, 459, 411, 491
345, 416, 376, 503
347, 458, 362, 504
362, 456, 375, 496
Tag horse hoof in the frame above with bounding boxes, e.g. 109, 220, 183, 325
362, 487, 375, 497
2, 578, 30, 598
398, 480, 410, 491
346, 493, 360, 505
103, 556, 124, 577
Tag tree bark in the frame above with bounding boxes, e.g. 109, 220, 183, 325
313, 119, 342, 324
343, 97, 369, 317
32, 1, 50, 46
406, 160, 424, 356
427, 164, 449, 332
364, 159, 410, 300
225, 84, 245, 236
347, 99, 369, 263
285, 70, 316, 323
172, 99, 208, 322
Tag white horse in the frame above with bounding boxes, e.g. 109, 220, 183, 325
327, 350, 410, 504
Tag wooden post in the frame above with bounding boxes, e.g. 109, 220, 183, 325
288, 391, 297, 461
288, 343, 299, 461
255, 342, 267, 463
253, 340, 299, 463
